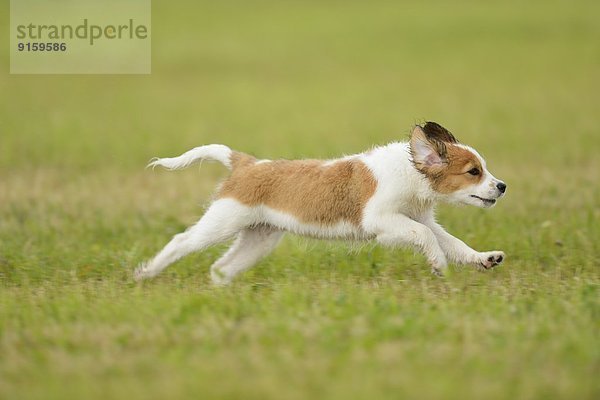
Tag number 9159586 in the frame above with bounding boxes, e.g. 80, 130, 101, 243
18, 43, 67, 52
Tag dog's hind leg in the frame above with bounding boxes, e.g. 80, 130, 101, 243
210, 225, 284, 286
134, 199, 252, 281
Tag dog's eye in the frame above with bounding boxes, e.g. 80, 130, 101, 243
467, 168, 480, 176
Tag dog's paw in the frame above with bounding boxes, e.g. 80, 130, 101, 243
210, 268, 232, 286
133, 263, 150, 282
475, 251, 505, 270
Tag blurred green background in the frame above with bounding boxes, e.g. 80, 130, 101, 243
0, 1, 598, 399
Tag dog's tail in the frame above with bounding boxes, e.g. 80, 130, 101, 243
147, 144, 236, 171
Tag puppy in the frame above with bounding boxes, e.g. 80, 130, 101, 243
135, 122, 506, 284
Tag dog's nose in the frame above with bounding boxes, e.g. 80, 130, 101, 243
496, 182, 507, 193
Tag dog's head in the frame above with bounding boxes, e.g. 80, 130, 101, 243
410, 122, 506, 208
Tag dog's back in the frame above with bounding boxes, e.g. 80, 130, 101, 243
218, 156, 376, 227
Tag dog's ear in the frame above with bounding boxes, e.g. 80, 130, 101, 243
422, 121, 458, 144
410, 125, 447, 168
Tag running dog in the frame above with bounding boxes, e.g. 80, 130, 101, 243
134, 122, 506, 284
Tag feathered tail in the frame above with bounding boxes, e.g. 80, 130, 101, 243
147, 144, 233, 171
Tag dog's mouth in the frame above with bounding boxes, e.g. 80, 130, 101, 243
470, 195, 496, 205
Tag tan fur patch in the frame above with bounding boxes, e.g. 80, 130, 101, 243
230, 151, 257, 170
217, 155, 377, 226
426, 144, 484, 194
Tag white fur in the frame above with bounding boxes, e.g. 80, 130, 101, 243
135, 140, 505, 284
259, 205, 369, 240
147, 144, 232, 170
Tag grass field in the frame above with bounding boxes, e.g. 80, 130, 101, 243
1, 1, 599, 399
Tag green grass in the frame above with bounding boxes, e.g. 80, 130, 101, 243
1, 1, 599, 399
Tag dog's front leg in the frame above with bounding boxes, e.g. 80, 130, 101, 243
418, 211, 505, 270
365, 213, 448, 275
